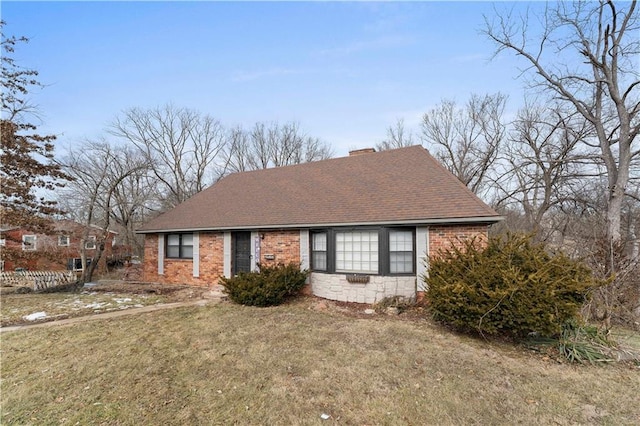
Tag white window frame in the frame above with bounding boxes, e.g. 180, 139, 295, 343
389, 230, 414, 274
335, 230, 379, 274
22, 235, 36, 251
85, 236, 97, 250
311, 232, 328, 271
0, 237, 5, 247
58, 235, 70, 247
310, 227, 416, 276
70, 257, 91, 271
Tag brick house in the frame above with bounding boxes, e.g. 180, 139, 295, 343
138, 146, 502, 303
0, 220, 120, 272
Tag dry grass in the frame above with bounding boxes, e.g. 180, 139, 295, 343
0, 291, 167, 327
1, 298, 639, 425
0, 282, 209, 327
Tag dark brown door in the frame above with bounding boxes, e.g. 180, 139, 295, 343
232, 232, 252, 275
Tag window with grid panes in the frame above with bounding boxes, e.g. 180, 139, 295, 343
389, 230, 414, 273
311, 232, 327, 271
166, 233, 194, 259
335, 230, 378, 273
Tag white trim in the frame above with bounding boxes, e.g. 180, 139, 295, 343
223, 232, 231, 278
299, 229, 309, 271
22, 235, 36, 251
416, 226, 429, 292
136, 216, 503, 234
250, 232, 259, 272
192, 232, 200, 278
84, 235, 97, 250
70, 257, 88, 272
158, 234, 165, 275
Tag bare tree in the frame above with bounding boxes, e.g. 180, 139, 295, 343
60, 140, 148, 282
109, 104, 227, 209
420, 93, 508, 196
223, 121, 333, 173
107, 152, 156, 257
496, 103, 594, 240
376, 118, 416, 151
224, 125, 251, 173
485, 0, 640, 272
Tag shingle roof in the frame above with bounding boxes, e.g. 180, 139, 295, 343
138, 145, 501, 233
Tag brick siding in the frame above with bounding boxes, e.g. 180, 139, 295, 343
2, 228, 116, 272
143, 230, 300, 287
258, 230, 301, 266
142, 234, 159, 283
142, 225, 489, 290
143, 232, 224, 287
428, 224, 489, 258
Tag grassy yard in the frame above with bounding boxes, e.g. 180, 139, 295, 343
1, 298, 639, 425
0, 291, 167, 327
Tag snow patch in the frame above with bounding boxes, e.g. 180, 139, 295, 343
24, 312, 48, 321
84, 302, 109, 310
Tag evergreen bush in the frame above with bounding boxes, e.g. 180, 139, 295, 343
425, 233, 606, 339
220, 263, 309, 307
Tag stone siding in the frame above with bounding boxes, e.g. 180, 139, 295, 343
311, 273, 416, 304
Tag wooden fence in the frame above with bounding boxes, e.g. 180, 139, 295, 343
0, 271, 78, 291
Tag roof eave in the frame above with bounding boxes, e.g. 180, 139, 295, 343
136, 215, 504, 234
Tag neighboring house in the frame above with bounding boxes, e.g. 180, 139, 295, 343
0, 220, 120, 272
138, 146, 502, 303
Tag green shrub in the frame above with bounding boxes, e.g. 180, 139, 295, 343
425, 233, 607, 339
220, 263, 309, 307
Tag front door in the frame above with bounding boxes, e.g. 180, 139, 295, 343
232, 232, 252, 275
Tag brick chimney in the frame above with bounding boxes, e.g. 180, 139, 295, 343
348, 148, 376, 156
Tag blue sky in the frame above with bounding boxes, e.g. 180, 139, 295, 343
2, 1, 534, 156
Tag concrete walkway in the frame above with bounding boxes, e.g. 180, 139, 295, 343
0, 298, 220, 333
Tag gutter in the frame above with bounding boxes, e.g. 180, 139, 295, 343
135, 215, 504, 235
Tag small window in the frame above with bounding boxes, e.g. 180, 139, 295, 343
85, 236, 96, 250
68, 258, 91, 271
22, 235, 36, 251
166, 233, 193, 259
0, 237, 5, 247
335, 230, 378, 274
58, 235, 70, 246
389, 230, 414, 274
311, 232, 327, 271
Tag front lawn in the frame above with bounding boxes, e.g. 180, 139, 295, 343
1, 299, 638, 425
0, 282, 207, 327
0, 290, 167, 327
